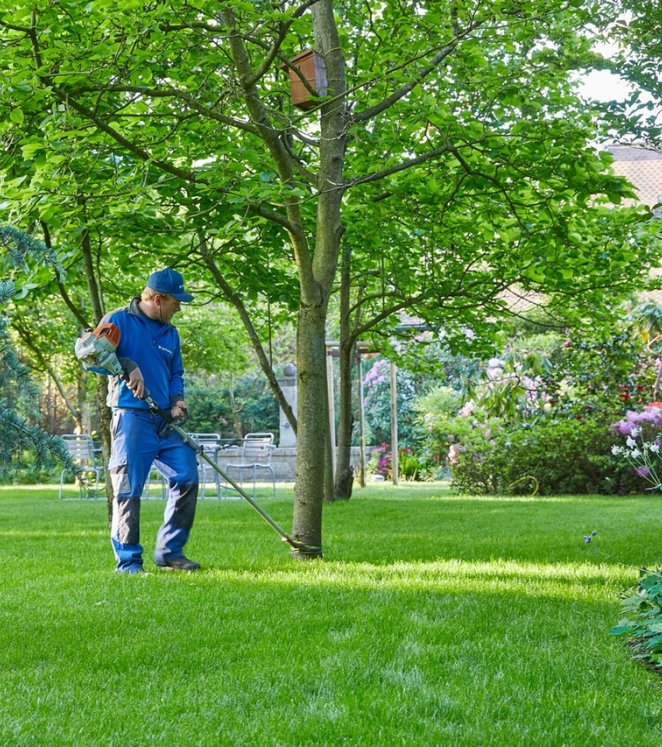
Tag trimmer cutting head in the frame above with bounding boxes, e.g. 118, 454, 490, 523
283, 536, 323, 556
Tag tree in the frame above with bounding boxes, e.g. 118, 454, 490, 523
591, 0, 662, 149
0, 238, 71, 479
2, 0, 659, 554
327, 155, 657, 496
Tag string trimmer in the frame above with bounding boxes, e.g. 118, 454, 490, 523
75, 323, 320, 555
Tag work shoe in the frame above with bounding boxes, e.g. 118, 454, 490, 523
116, 565, 146, 575
156, 555, 201, 571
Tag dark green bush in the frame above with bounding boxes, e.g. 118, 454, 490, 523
611, 568, 662, 672
451, 418, 640, 495
185, 373, 278, 438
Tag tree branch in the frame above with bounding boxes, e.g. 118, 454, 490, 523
0, 19, 31, 33
57, 93, 203, 184
220, 6, 316, 299
65, 85, 259, 135
247, 203, 296, 232
244, 0, 322, 87
353, 41, 459, 123
197, 238, 298, 433
40, 222, 90, 328
346, 142, 458, 189
12, 319, 83, 428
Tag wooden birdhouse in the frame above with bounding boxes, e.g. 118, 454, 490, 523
283, 50, 327, 111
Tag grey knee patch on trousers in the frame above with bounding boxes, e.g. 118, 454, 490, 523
114, 498, 141, 545
110, 462, 131, 497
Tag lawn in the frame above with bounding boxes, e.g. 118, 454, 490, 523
0, 484, 660, 746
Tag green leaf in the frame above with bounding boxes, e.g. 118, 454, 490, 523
21, 142, 44, 159
608, 624, 632, 636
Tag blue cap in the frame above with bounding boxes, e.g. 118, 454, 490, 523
146, 267, 193, 302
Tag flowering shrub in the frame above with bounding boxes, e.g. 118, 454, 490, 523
368, 444, 433, 481
410, 316, 662, 492
611, 405, 662, 491
370, 443, 392, 478
451, 418, 638, 495
458, 322, 660, 427
554, 331, 658, 418
413, 385, 502, 477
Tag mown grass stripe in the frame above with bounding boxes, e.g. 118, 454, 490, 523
0, 484, 660, 746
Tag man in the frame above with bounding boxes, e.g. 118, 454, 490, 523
103, 267, 200, 573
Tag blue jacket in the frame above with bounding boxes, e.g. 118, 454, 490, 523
103, 298, 185, 410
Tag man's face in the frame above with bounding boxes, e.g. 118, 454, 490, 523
157, 293, 181, 324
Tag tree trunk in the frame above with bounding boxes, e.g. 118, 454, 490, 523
333, 234, 355, 499
291, 303, 327, 557
305, 0, 349, 514
222, 0, 348, 557
81, 225, 113, 520
334, 339, 355, 499
95, 376, 113, 524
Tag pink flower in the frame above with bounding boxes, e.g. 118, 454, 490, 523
613, 406, 662, 437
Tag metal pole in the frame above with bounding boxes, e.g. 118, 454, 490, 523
357, 351, 366, 487
326, 350, 337, 476
138, 389, 320, 553
390, 361, 399, 485
170, 423, 318, 553
170, 424, 291, 538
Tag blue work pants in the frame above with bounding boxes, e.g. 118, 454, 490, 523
109, 408, 199, 572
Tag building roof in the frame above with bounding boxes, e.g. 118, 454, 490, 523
607, 144, 662, 208
606, 145, 662, 306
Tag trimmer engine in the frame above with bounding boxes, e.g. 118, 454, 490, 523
74, 323, 123, 377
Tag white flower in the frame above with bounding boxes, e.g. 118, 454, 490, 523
630, 448, 642, 458
631, 427, 640, 437
650, 443, 660, 453
626, 436, 637, 448
611, 445, 622, 455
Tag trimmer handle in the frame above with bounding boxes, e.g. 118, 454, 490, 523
120, 373, 173, 423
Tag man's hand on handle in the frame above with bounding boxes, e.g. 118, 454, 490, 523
171, 401, 188, 421
126, 367, 145, 399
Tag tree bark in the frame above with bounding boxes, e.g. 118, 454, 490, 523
323, 355, 335, 502
287, 0, 349, 547
333, 235, 355, 499
291, 303, 327, 555
80, 225, 114, 519
95, 376, 113, 524
334, 339, 355, 499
